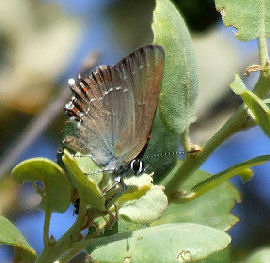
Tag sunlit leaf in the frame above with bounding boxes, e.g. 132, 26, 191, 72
231, 74, 270, 137
152, 0, 198, 134
62, 150, 105, 211
197, 248, 231, 263
75, 154, 104, 185
97, 174, 165, 236
89, 223, 231, 263
144, 111, 179, 183
238, 168, 254, 183
0, 215, 37, 262
118, 175, 168, 224
215, 0, 270, 41
185, 155, 270, 200
153, 163, 240, 231
12, 158, 71, 213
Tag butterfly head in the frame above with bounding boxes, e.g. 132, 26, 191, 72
130, 158, 145, 175
105, 158, 145, 177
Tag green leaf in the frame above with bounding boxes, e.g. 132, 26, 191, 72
89, 223, 231, 263
215, 0, 270, 41
231, 74, 270, 137
152, 0, 198, 134
238, 168, 254, 183
14, 249, 38, 263
0, 215, 37, 262
118, 175, 168, 224
101, 179, 167, 236
230, 74, 250, 94
93, 174, 168, 236
12, 158, 71, 213
245, 247, 270, 263
152, 165, 240, 231
74, 153, 104, 185
197, 248, 231, 263
62, 150, 106, 211
144, 111, 179, 183
186, 155, 270, 200
265, 98, 270, 106
253, 71, 270, 98
114, 219, 148, 235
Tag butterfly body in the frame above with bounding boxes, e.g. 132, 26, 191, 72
65, 45, 165, 183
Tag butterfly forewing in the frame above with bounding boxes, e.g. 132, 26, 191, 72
65, 45, 165, 170
112, 46, 164, 162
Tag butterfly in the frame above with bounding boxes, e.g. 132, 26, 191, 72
64, 45, 165, 190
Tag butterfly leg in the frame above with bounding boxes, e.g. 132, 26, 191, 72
102, 176, 127, 196
119, 176, 127, 191
103, 176, 128, 209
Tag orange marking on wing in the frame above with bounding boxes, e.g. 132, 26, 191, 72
73, 107, 79, 113
69, 111, 77, 117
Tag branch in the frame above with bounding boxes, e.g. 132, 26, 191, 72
0, 51, 99, 178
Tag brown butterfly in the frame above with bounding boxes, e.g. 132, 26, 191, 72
65, 45, 165, 189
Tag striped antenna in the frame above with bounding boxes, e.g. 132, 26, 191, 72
86, 167, 115, 176
74, 155, 116, 175
143, 149, 201, 160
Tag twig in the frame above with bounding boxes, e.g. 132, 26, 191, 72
0, 51, 99, 177
0, 88, 71, 177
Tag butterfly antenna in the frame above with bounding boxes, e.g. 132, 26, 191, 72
86, 168, 115, 176
143, 149, 202, 160
72, 154, 115, 175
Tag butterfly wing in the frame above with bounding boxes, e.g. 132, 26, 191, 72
65, 45, 165, 168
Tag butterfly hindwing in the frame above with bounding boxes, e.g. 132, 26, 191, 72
65, 45, 165, 169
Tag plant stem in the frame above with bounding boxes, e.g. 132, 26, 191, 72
43, 210, 52, 249
165, 105, 247, 198
58, 248, 81, 263
180, 128, 192, 152
165, 35, 270, 198
258, 36, 269, 66
35, 199, 88, 263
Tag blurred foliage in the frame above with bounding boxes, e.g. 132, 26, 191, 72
173, 0, 219, 32
106, 0, 220, 50
105, 0, 155, 50
0, 0, 81, 113
0, 176, 20, 215
0, 0, 82, 151
245, 247, 270, 263
0, 215, 37, 262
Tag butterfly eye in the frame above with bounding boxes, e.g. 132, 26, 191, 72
130, 159, 144, 175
